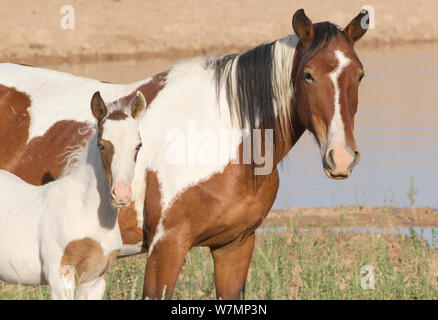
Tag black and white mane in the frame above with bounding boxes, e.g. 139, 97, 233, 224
211, 22, 345, 142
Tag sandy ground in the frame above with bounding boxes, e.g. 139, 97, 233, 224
266, 206, 438, 229
1, 0, 437, 64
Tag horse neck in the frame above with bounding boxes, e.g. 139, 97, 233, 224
273, 107, 306, 165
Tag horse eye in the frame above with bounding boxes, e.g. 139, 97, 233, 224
136, 143, 142, 151
358, 73, 365, 82
97, 143, 104, 150
304, 71, 315, 83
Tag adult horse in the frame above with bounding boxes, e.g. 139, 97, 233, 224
0, 9, 368, 299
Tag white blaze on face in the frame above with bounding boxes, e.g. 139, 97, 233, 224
102, 117, 141, 204
327, 50, 350, 152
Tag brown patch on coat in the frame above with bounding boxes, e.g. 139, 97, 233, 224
118, 202, 145, 245
144, 170, 164, 248
8, 120, 93, 185
0, 85, 31, 170
61, 238, 120, 284
142, 159, 281, 299
96, 139, 115, 184
117, 71, 168, 107
107, 110, 128, 121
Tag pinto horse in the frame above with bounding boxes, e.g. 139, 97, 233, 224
0, 9, 368, 299
0, 91, 146, 299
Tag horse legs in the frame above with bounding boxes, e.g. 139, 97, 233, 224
142, 232, 191, 300
210, 233, 255, 300
46, 265, 76, 300
76, 275, 107, 300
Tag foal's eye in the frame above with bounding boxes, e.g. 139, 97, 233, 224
97, 143, 104, 150
304, 71, 315, 83
358, 73, 365, 83
136, 143, 142, 151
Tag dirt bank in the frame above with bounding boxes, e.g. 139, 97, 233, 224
266, 206, 438, 229
1, 0, 437, 64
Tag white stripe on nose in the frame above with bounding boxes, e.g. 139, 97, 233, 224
327, 50, 350, 149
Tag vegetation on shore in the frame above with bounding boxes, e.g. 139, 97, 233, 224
1, 215, 437, 300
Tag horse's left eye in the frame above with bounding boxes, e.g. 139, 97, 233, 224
304, 71, 315, 83
358, 73, 365, 82
97, 143, 104, 150
136, 143, 142, 151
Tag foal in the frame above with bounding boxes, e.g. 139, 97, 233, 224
0, 91, 146, 299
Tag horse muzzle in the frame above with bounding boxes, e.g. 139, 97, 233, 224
322, 146, 360, 180
110, 181, 133, 208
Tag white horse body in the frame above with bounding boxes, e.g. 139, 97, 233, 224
0, 170, 44, 284
0, 135, 121, 297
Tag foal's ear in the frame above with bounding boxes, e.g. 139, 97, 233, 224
344, 10, 369, 45
292, 9, 314, 46
91, 91, 108, 121
131, 91, 147, 119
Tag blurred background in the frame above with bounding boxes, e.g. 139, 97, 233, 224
1, 0, 437, 209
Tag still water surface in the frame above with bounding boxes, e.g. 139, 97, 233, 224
42, 44, 438, 209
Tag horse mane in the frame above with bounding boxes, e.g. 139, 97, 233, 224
210, 35, 298, 151
59, 125, 96, 178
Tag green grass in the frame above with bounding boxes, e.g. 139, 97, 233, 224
1, 227, 438, 300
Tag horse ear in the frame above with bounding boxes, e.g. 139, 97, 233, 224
131, 91, 147, 119
91, 91, 107, 121
292, 9, 314, 46
344, 10, 369, 45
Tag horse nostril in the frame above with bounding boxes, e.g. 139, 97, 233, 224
324, 149, 336, 171
353, 150, 361, 166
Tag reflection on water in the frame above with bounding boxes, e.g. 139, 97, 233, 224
41, 44, 438, 209
257, 226, 438, 248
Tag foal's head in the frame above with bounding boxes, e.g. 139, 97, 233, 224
91, 91, 146, 208
291, 9, 368, 179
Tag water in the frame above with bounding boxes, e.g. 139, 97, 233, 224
42, 44, 438, 209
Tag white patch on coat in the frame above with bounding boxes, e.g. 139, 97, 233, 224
119, 242, 145, 257
327, 50, 350, 150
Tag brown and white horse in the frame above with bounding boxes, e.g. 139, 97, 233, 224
0, 9, 368, 299
0, 91, 145, 299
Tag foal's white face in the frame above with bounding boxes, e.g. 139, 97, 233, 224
91, 91, 146, 208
